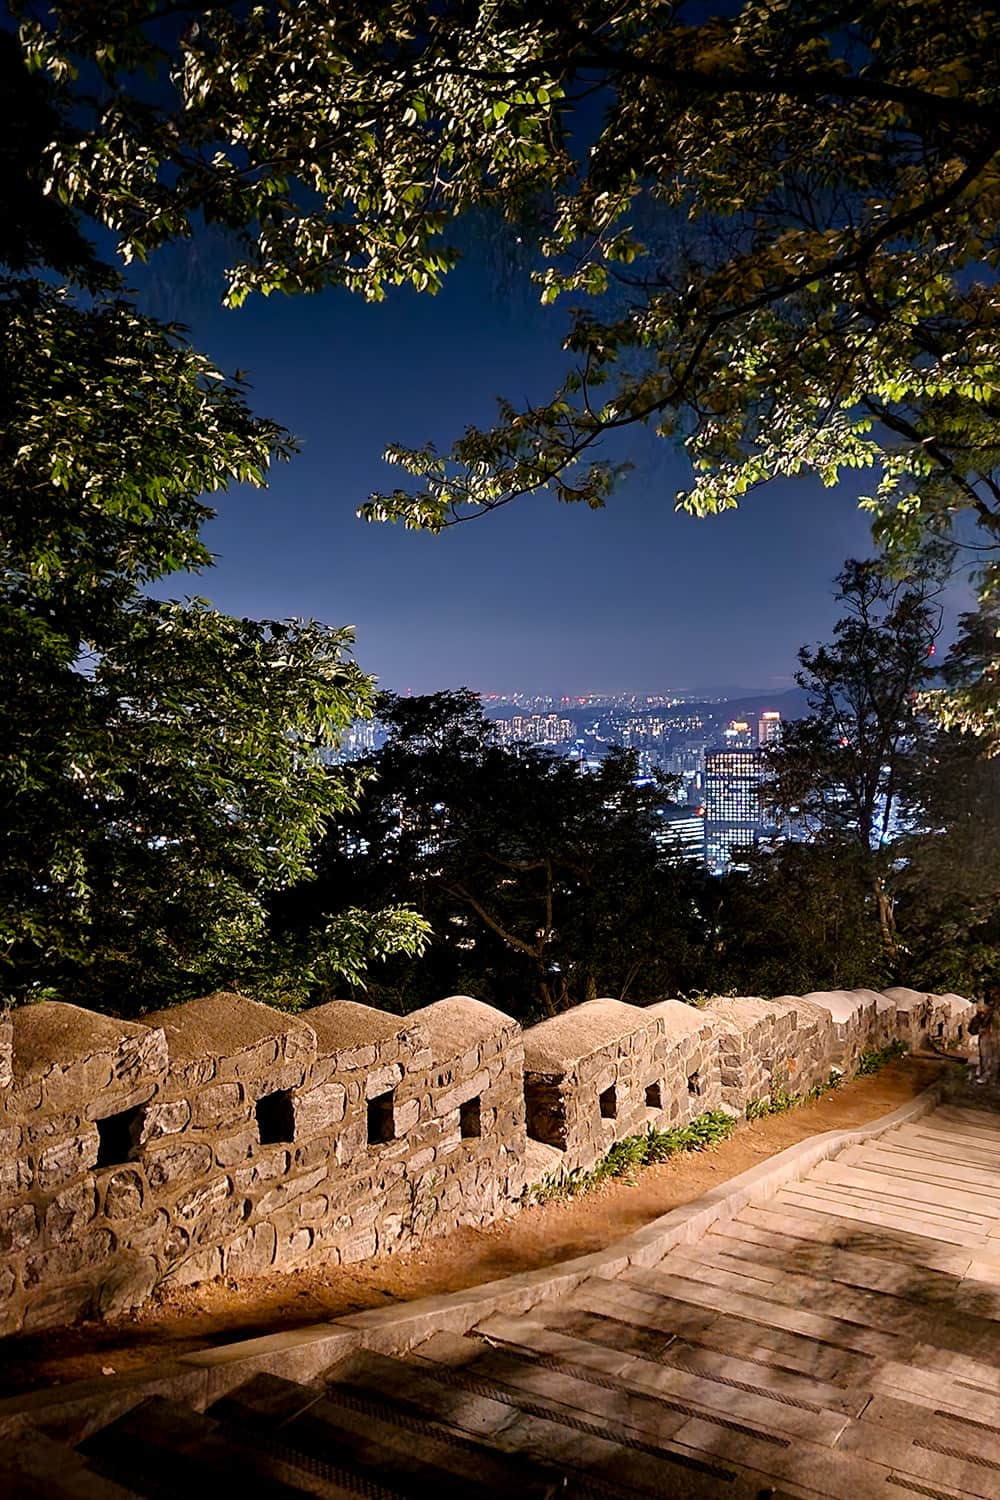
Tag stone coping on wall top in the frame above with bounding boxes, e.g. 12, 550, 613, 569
522, 996, 660, 1073
936, 991, 976, 1017
800, 989, 871, 1023
141, 990, 315, 1060
640, 997, 726, 1038
304, 998, 419, 1054
846, 988, 892, 1010
701, 994, 787, 1025
406, 994, 517, 1059
9, 1002, 165, 1085
0, 1081, 946, 1444
881, 985, 933, 1011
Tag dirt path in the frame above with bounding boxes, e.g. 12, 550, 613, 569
0, 1056, 949, 1395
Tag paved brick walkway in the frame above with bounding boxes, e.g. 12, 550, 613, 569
10, 1098, 1000, 1497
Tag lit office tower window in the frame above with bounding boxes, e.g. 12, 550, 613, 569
703, 748, 764, 873
758, 711, 782, 746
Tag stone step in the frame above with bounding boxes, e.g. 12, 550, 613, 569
570, 1271, 1000, 1429
844, 1142, 1000, 1194
863, 1383, 1000, 1442
712, 1218, 1000, 1327
78, 1395, 345, 1498
736, 1202, 980, 1275
837, 1403, 1000, 1497
412, 1329, 892, 1500
526, 1291, 867, 1415
932, 1104, 1000, 1138
0, 1431, 140, 1500
560, 1277, 877, 1387
701, 1222, 973, 1307
618, 1264, 914, 1359
212, 1370, 559, 1498
888, 1125, 1000, 1168
815, 1159, 1000, 1219
656, 1243, 995, 1357
871, 1144, 1000, 1187
964, 1251, 1000, 1285
328, 1343, 763, 1499
775, 1182, 989, 1246
468, 1312, 855, 1443
888, 1126, 1000, 1167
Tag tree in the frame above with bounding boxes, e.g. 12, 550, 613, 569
762, 559, 941, 953
708, 842, 890, 998
892, 605, 1000, 992
1, 35, 428, 1011
20, 4, 1000, 619
274, 691, 708, 1019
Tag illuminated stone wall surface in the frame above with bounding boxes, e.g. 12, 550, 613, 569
0, 985, 972, 1336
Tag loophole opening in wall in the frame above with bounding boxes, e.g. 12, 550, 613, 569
255, 1090, 295, 1146
937, 1021, 945, 1037
460, 1095, 481, 1139
599, 1085, 617, 1119
687, 1069, 702, 1097
95, 1104, 146, 1168
645, 1081, 662, 1109
367, 1090, 396, 1145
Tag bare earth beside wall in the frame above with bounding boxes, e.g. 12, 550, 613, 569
0, 984, 973, 1338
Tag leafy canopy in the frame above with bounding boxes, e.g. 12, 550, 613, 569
1, 34, 429, 1010
19, 0, 1000, 591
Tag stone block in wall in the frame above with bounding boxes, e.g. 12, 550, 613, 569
222, 1221, 277, 1279
93, 1251, 159, 1318
0, 1009, 12, 1093
35, 1128, 99, 1193
290, 1080, 347, 1138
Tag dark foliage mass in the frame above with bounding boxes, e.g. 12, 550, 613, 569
271, 691, 713, 1020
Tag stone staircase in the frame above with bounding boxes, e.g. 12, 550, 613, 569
7, 1099, 1000, 1498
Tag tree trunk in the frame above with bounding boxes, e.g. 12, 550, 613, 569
873, 872, 898, 957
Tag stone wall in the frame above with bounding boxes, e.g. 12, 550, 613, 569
520, 998, 737, 1176
0, 991, 523, 1339
0, 982, 975, 1338
701, 995, 835, 1111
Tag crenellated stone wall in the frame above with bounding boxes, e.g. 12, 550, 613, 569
701, 995, 835, 1110
0, 982, 975, 1338
0, 991, 524, 1338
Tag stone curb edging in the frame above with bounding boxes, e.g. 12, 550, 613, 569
0, 1081, 945, 1444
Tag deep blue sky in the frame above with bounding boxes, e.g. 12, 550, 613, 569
145, 240, 959, 697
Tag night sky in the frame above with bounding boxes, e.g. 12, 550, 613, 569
144, 238, 963, 698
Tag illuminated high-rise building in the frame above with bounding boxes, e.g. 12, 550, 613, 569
703, 747, 764, 873
656, 806, 706, 866
723, 718, 755, 748
758, 710, 782, 746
